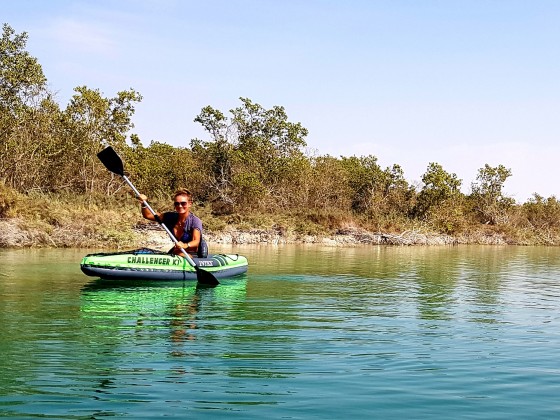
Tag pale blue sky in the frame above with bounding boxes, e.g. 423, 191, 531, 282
4, 0, 560, 202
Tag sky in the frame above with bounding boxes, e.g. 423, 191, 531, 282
4, 0, 560, 202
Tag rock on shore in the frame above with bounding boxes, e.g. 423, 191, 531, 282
0, 219, 510, 248
135, 226, 508, 248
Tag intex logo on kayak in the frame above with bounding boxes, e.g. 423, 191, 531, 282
127, 256, 182, 266
198, 260, 214, 267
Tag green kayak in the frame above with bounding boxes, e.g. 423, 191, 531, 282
81, 248, 248, 281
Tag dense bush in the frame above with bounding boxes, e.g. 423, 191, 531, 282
2, 23, 560, 243
0, 182, 19, 218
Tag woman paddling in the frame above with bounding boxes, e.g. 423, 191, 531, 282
138, 189, 207, 257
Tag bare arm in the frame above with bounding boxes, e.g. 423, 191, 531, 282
175, 228, 201, 253
138, 194, 163, 222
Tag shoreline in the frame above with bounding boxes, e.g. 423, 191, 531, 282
0, 218, 525, 250
109, 226, 510, 250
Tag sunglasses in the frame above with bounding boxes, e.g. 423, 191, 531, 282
174, 201, 190, 207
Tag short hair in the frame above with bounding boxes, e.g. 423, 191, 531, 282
173, 188, 193, 202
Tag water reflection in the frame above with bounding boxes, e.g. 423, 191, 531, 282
81, 277, 248, 349
168, 292, 200, 345
2, 246, 560, 418
231, 244, 560, 328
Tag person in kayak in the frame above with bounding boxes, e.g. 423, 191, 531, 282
137, 189, 207, 257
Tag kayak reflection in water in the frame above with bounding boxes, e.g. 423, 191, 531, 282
138, 189, 208, 258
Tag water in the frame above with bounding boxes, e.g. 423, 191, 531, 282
1, 245, 560, 418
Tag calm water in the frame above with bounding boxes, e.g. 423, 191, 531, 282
1, 245, 559, 419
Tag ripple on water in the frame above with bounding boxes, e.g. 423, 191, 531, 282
1, 246, 560, 418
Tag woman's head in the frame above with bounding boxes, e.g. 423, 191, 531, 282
173, 189, 193, 211
173, 188, 192, 202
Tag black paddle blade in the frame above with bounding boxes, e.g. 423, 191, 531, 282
97, 146, 124, 176
195, 267, 220, 287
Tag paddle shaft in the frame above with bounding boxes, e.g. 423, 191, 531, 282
122, 175, 197, 267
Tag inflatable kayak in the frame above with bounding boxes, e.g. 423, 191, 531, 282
81, 248, 248, 281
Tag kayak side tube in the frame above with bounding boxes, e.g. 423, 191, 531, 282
80, 248, 248, 281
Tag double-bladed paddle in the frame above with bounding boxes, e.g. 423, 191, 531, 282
97, 146, 219, 287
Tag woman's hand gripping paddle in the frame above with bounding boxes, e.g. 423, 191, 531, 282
97, 146, 219, 287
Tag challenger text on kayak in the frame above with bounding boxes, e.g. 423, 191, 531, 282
127, 256, 182, 265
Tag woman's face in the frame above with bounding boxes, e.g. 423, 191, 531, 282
173, 194, 191, 214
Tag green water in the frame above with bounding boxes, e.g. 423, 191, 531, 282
1, 245, 559, 418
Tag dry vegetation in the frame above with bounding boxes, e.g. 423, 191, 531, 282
2, 183, 560, 249
2, 23, 560, 250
